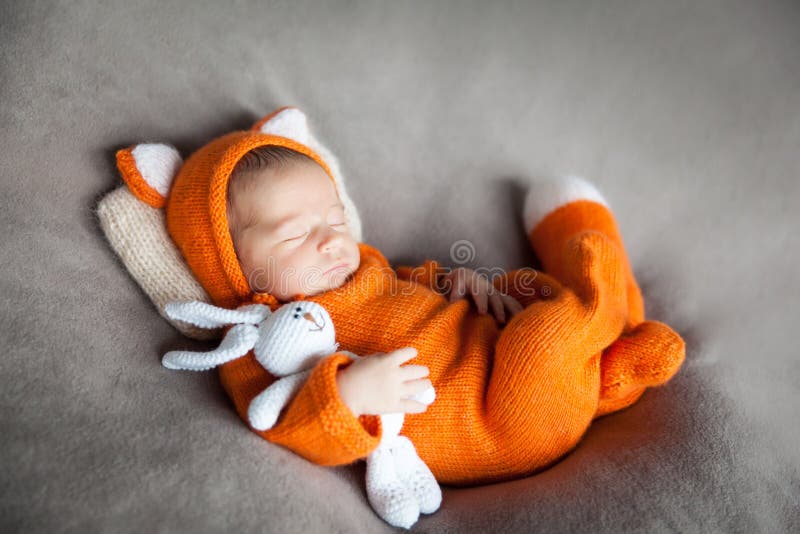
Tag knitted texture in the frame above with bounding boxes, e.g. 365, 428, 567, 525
164, 300, 271, 329
527, 196, 645, 327
163, 323, 260, 371
97, 187, 218, 339
116, 143, 183, 208
365, 434, 441, 529
527, 192, 685, 418
594, 320, 687, 417
161, 301, 384, 461
390, 435, 441, 514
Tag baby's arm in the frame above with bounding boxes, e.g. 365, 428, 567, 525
219, 351, 384, 466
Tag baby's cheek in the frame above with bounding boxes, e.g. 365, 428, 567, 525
237, 240, 275, 291
347, 239, 361, 266
236, 241, 260, 273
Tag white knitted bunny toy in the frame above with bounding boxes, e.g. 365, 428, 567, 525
162, 299, 442, 529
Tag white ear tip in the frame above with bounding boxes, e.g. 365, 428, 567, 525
164, 300, 203, 322
130, 143, 182, 197
279, 107, 307, 121
162, 353, 182, 370
164, 301, 186, 318
162, 351, 206, 371
248, 409, 271, 431
269, 107, 307, 126
259, 108, 311, 145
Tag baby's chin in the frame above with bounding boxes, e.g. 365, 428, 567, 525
313, 264, 357, 294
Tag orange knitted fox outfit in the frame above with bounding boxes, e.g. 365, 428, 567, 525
165, 121, 685, 487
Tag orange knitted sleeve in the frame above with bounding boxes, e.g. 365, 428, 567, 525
218, 351, 383, 466
395, 259, 443, 291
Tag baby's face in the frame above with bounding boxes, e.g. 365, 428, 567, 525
227, 160, 360, 300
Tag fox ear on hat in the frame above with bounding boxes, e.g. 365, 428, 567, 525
252, 106, 312, 146
251, 107, 364, 242
115, 143, 183, 208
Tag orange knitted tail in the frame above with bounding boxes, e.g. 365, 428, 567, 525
484, 229, 629, 471
528, 198, 644, 327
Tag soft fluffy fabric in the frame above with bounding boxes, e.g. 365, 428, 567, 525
97, 187, 218, 339
1, 1, 798, 532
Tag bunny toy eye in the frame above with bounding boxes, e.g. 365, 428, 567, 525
293, 314, 300, 319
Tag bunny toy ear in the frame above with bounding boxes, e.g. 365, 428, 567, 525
252, 106, 311, 146
165, 301, 271, 329
162, 323, 259, 371
115, 143, 183, 208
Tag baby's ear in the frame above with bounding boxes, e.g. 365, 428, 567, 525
115, 143, 182, 208
252, 107, 311, 146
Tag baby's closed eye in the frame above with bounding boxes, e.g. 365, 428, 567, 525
282, 232, 309, 243
274, 223, 310, 244
327, 206, 347, 228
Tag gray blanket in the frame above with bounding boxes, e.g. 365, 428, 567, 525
2, 0, 798, 532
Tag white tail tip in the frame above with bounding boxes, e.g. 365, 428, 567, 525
523, 175, 608, 234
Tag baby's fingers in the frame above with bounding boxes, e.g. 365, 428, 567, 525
488, 292, 506, 323
400, 364, 429, 381
448, 269, 467, 302
402, 378, 433, 398
387, 347, 418, 364
398, 398, 428, 414
473, 283, 489, 314
503, 294, 524, 318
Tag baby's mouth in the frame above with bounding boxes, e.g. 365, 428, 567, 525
323, 262, 349, 276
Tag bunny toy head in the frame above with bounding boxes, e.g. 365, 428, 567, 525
162, 300, 338, 376
254, 301, 337, 375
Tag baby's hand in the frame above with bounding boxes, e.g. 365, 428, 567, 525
335, 347, 431, 417
439, 267, 523, 323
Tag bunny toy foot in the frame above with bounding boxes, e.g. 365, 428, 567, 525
366, 444, 421, 529
391, 435, 442, 515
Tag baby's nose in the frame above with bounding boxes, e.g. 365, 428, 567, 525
318, 231, 343, 252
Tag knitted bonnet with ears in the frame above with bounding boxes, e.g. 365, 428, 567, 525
97, 107, 363, 338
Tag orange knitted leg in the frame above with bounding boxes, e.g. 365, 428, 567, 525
522, 176, 685, 418
483, 230, 629, 474
593, 320, 685, 417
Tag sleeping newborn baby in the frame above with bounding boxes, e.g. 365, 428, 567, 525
163, 107, 686, 486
